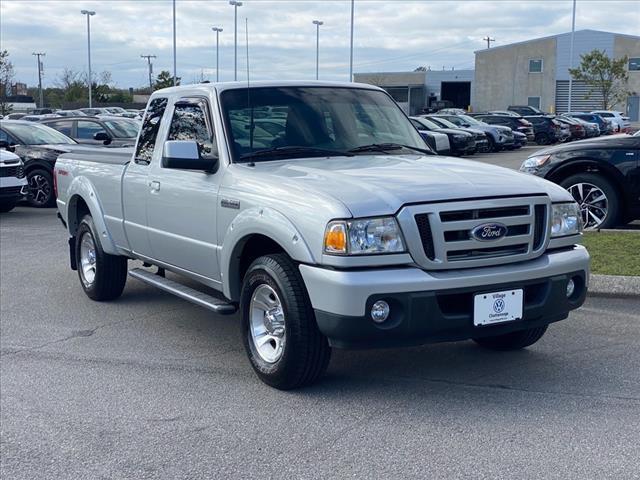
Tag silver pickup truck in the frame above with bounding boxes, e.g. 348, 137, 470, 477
55, 81, 589, 389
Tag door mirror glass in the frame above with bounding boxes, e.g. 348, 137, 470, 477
162, 140, 217, 170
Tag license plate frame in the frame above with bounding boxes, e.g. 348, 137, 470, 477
473, 289, 523, 326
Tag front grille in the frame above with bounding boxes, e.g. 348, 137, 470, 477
0, 165, 24, 178
400, 196, 550, 270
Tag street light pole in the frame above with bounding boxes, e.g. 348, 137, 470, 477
212, 27, 223, 82
229, 1, 243, 81
349, 0, 354, 81
32, 52, 46, 108
81, 10, 96, 107
172, 0, 177, 86
568, 0, 577, 112
312, 20, 323, 80
141, 55, 157, 93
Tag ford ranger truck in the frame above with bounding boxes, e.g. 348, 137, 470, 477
55, 81, 589, 390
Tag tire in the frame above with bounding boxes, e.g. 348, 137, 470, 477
25, 168, 55, 208
559, 173, 620, 229
473, 325, 548, 351
0, 201, 17, 213
535, 133, 550, 145
76, 215, 128, 301
487, 136, 497, 152
241, 253, 331, 390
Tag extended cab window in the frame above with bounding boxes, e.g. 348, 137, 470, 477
135, 97, 168, 165
167, 101, 217, 160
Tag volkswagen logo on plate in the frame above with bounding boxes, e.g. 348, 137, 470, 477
471, 222, 508, 242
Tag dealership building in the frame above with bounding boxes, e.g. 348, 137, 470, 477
354, 29, 640, 120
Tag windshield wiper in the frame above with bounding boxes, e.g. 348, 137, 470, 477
239, 145, 352, 162
347, 143, 434, 155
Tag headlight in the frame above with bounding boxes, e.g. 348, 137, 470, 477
551, 203, 582, 237
521, 154, 551, 170
323, 217, 405, 255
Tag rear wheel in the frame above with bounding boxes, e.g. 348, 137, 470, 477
241, 253, 331, 390
76, 215, 128, 301
487, 136, 497, 152
25, 168, 55, 208
560, 173, 620, 229
473, 326, 548, 350
535, 132, 550, 145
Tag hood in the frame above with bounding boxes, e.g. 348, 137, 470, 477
470, 124, 512, 134
249, 154, 572, 217
13, 143, 89, 163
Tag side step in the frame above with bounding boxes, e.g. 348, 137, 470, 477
128, 268, 237, 315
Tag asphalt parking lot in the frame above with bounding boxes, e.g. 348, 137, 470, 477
1, 206, 639, 479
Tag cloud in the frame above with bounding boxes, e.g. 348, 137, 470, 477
1, 0, 638, 88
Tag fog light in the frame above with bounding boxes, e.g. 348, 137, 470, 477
371, 300, 390, 323
566, 278, 575, 298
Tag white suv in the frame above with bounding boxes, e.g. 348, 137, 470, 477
591, 111, 631, 133
0, 150, 27, 213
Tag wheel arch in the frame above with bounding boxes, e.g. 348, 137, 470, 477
220, 207, 315, 302
546, 158, 628, 202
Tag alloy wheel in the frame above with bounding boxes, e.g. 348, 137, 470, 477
249, 284, 286, 363
567, 182, 608, 229
79, 231, 97, 287
27, 173, 51, 206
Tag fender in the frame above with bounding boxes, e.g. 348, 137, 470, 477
220, 206, 315, 301
65, 175, 119, 255
547, 157, 629, 199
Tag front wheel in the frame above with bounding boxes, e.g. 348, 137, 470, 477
560, 173, 620, 229
76, 215, 128, 301
241, 253, 331, 390
473, 325, 548, 351
25, 168, 55, 208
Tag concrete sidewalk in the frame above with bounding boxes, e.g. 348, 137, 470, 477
590, 274, 640, 297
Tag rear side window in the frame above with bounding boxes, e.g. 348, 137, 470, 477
46, 121, 73, 136
167, 100, 217, 160
77, 121, 107, 139
135, 97, 168, 165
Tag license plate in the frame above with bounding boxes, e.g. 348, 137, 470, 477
473, 289, 523, 326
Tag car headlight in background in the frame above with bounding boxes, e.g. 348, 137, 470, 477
324, 217, 405, 255
551, 203, 582, 237
521, 154, 551, 170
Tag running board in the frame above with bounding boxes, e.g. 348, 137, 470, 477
128, 268, 237, 315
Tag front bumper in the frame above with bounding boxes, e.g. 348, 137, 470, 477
300, 246, 589, 349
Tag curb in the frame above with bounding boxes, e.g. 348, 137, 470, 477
589, 274, 640, 298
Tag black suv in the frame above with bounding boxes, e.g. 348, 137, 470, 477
524, 116, 567, 145
40, 116, 141, 147
508, 105, 546, 116
521, 135, 640, 229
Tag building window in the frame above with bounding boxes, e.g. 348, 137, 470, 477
527, 97, 541, 109
629, 58, 640, 71
529, 59, 543, 73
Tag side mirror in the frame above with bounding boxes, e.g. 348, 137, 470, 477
162, 140, 218, 171
94, 131, 112, 145
0, 140, 15, 152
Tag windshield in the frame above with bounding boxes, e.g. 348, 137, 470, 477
413, 117, 442, 130
1, 122, 76, 145
103, 119, 140, 138
458, 114, 486, 126
220, 86, 426, 162
429, 117, 459, 129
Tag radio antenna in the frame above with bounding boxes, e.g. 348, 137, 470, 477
246, 17, 254, 150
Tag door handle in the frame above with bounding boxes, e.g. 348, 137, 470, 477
149, 180, 161, 192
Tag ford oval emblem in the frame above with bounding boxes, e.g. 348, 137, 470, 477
471, 223, 508, 242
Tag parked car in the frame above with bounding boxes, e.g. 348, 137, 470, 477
473, 114, 535, 141
426, 116, 490, 153
590, 110, 631, 133
408, 118, 451, 154
437, 108, 468, 115
78, 107, 110, 116
512, 131, 527, 149
0, 120, 80, 207
55, 110, 88, 117
0, 149, 27, 213
29, 108, 55, 115
570, 117, 600, 138
432, 114, 514, 152
40, 116, 141, 147
55, 81, 588, 389
524, 115, 569, 145
553, 116, 586, 141
488, 110, 522, 117
410, 116, 476, 156
508, 105, 546, 116
22, 114, 61, 122
5, 113, 27, 120
521, 135, 640, 229
565, 112, 613, 135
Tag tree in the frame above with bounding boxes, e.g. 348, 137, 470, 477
0, 50, 15, 115
56, 68, 87, 103
154, 70, 180, 90
569, 49, 631, 109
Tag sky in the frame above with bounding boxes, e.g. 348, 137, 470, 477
1, 0, 639, 89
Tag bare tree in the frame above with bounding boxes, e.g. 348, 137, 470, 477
0, 50, 15, 115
